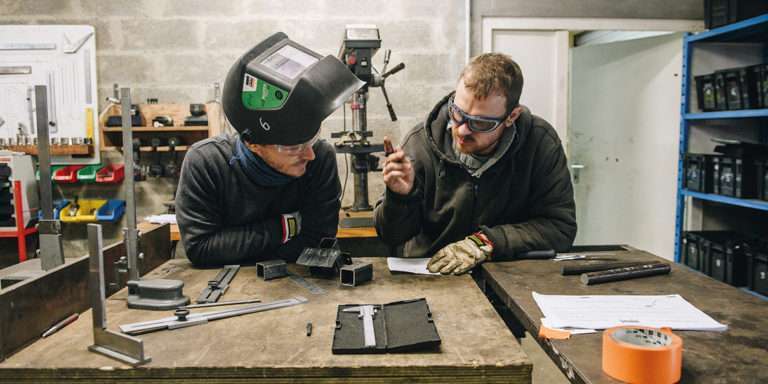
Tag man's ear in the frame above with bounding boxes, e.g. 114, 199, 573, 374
505, 106, 523, 127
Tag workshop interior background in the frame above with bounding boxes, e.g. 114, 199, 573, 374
0, 0, 702, 262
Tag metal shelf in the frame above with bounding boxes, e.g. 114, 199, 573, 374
682, 189, 768, 211
685, 109, 768, 120
686, 14, 768, 43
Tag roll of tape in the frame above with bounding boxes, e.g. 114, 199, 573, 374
602, 326, 682, 384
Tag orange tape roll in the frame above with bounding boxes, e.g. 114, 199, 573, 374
602, 326, 682, 384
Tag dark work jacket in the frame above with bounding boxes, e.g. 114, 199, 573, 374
175, 133, 341, 267
374, 94, 577, 260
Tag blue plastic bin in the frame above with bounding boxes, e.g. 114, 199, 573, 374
37, 199, 70, 220
95, 199, 126, 222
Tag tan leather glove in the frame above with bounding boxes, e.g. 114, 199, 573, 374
427, 232, 493, 275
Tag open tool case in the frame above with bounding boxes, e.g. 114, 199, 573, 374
332, 298, 441, 354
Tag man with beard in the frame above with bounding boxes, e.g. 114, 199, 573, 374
375, 53, 576, 275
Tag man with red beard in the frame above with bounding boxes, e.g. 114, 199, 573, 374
176, 33, 363, 267
375, 53, 576, 275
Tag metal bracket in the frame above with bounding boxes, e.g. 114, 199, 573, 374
87, 224, 151, 366
196, 265, 239, 303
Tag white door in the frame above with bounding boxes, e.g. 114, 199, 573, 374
569, 33, 683, 259
486, 30, 569, 140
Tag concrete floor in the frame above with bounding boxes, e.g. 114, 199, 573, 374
519, 332, 570, 384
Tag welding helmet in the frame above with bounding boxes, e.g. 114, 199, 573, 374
222, 32, 364, 145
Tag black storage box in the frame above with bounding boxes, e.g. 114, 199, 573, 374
705, 0, 768, 29
332, 298, 441, 354
756, 160, 768, 201
695, 74, 718, 111
759, 64, 768, 108
713, 156, 757, 198
705, 235, 750, 286
682, 232, 703, 271
713, 71, 729, 111
685, 154, 715, 192
746, 247, 768, 296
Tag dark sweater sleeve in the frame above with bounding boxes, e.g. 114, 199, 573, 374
176, 146, 282, 268
373, 131, 425, 246
274, 142, 341, 262
482, 133, 577, 259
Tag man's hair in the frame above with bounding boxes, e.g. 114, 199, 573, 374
459, 53, 524, 113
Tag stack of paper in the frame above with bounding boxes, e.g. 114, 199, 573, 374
534, 292, 727, 332
387, 257, 440, 275
145, 214, 177, 225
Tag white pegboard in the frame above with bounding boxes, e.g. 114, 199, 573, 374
0, 25, 100, 165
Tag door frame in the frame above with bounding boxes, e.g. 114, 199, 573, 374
481, 17, 703, 150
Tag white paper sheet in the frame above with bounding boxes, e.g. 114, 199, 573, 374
540, 318, 597, 335
144, 214, 177, 225
387, 257, 440, 275
533, 292, 727, 331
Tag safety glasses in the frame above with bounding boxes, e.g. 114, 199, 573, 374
448, 96, 510, 133
275, 130, 321, 155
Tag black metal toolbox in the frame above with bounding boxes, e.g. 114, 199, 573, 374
684, 153, 715, 192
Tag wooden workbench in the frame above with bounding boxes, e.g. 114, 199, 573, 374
0, 258, 531, 382
477, 247, 768, 384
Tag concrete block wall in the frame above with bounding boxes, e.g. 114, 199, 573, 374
0, 0, 468, 257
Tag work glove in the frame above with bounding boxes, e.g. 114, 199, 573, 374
279, 211, 302, 244
427, 231, 493, 275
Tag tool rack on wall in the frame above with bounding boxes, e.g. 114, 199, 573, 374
675, 13, 768, 299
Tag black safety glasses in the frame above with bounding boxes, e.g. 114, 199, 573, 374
448, 96, 510, 133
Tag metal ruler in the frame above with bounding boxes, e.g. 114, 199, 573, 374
119, 296, 308, 335
289, 273, 326, 295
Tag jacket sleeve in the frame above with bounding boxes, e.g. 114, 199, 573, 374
481, 134, 577, 259
274, 142, 341, 262
176, 147, 282, 268
373, 132, 425, 247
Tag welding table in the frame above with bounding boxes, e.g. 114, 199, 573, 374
476, 247, 768, 384
0, 257, 531, 383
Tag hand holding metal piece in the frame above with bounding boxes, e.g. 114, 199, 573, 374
382, 136, 414, 196
342, 305, 377, 348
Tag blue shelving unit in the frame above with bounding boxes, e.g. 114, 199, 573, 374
675, 14, 768, 300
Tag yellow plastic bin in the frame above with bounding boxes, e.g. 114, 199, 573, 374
59, 199, 107, 223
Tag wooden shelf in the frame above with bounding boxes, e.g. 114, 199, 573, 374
101, 145, 189, 153
2, 144, 93, 156
102, 126, 210, 132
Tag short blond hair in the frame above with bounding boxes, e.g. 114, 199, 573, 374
459, 53, 524, 113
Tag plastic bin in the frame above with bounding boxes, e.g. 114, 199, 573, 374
36, 165, 63, 181
95, 164, 125, 184
59, 199, 107, 223
38, 199, 70, 220
53, 165, 85, 184
95, 199, 126, 222
76, 164, 102, 183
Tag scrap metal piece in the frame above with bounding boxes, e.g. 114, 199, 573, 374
340, 261, 373, 287
119, 297, 308, 335
296, 238, 351, 277
196, 265, 240, 303
342, 305, 377, 348
256, 259, 288, 280
87, 224, 151, 366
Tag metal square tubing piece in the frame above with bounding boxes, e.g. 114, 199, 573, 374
340, 262, 373, 287
256, 259, 288, 280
